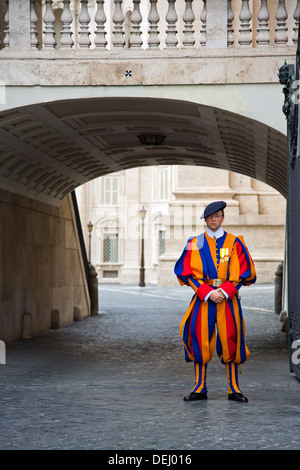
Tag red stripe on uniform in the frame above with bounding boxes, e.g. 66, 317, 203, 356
195, 302, 203, 359
236, 241, 248, 276
182, 240, 193, 276
225, 302, 237, 362
220, 280, 237, 299
197, 283, 213, 300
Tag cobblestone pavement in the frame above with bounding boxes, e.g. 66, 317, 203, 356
0, 283, 299, 451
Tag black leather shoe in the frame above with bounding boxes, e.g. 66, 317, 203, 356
183, 392, 207, 402
228, 393, 248, 403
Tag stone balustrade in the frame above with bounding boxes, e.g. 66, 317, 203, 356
0, 0, 299, 52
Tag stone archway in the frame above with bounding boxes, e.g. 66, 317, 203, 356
0, 95, 287, 342
0, 96, 287, 206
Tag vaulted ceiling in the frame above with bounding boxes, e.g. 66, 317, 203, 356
0, 96, 287, 206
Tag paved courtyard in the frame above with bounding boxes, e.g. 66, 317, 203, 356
0, 283, 299, 451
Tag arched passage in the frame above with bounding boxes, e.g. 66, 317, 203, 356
0, 95, 287, 342
0, 96, 287, 206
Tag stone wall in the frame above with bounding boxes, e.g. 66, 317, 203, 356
0, 189, 90, 343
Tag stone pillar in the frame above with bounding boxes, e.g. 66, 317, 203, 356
8, 0, 31, 50
89, 263, 99, 315
74, 305, 82, 321
274, 261, 283, 316
206, 0, 228, 49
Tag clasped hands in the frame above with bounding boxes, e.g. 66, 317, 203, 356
209, 288, 226, 304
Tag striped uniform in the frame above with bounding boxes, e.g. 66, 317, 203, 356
174, 231, 256, 394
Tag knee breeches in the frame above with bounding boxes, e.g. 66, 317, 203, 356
187, 296, 249, 365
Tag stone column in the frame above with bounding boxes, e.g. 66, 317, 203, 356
89, 263, 99, 315
206, 0, 228, 49
8, 0, 31, 50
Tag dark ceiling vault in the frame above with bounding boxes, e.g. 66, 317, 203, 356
0, 97, 287, 206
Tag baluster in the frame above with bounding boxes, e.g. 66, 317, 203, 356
3, 0, 9, 48
182, 0, 195, 47
130, 0, 142, 48
60, 0, 74, 49
148, 0, 160, 48
200, 0, 206, 47
275, 0, 288, 45
256, 0, 270, 46
165, 0, 178, 48
43, 0, 56, 48
293, 0, 300, 44
30, 0, 39, 49
94, 0, 107, 48
238, 0, 252, 46
112, 0, 125, 47
78, 0, 91, 48
227, 0, 234, 47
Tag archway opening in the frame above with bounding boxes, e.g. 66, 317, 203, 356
0, 95, 287, 343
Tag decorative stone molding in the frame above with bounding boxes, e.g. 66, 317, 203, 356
1, 0, 299, 51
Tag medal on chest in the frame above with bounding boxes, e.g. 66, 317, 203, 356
220, 247, 229, 263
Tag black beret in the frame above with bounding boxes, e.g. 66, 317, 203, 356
200, 201, 227, 219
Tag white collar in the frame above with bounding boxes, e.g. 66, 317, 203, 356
206, 227, 224, 239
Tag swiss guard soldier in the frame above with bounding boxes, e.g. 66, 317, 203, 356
174, 201, 256, 403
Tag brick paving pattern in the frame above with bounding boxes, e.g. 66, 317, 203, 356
0, 284, 299, 450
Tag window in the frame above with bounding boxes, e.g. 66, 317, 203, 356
158, 166, 170, 200
159, 230, 166, 256
103, 175, 119, 205
103, 233, 119, 263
